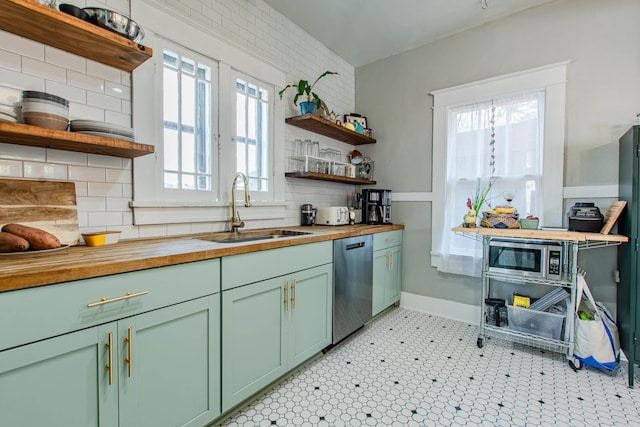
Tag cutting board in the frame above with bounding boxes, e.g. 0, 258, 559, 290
0, 178, 79, 246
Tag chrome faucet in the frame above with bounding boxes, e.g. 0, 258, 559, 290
230, 172, 251, 232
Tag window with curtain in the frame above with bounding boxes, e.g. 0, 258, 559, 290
437, 91, 545, 277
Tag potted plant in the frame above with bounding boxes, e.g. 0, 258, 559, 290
278, 71, 338, 115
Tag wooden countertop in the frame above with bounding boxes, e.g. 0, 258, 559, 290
0, 224, 403, 293
451, 226, 628, 242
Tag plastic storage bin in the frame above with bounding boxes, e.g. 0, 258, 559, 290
507, 305, 565, 340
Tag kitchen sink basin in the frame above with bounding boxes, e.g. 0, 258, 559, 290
196, 229, 313, 244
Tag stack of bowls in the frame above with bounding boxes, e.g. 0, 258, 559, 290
22, 91, 69, 131
0, 102, 20, 123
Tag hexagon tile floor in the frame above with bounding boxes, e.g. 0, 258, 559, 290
218, 307, 640, 426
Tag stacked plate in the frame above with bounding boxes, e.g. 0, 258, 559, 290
0, 103, 20, 123
22, 91, 69, 130
70, 120, 137, 142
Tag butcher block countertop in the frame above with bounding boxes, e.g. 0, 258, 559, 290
0, 224, 403, 293
451, 226, 628, 242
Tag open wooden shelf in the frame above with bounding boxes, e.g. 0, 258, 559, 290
0, 122, 154, 158
285, 171, 376, 185
0, 0, 152, 72
285, 115, 376, 146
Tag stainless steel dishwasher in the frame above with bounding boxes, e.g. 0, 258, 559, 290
333, 234, 373, 344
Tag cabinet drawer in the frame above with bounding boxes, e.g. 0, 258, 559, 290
0, 259, 220, 351
222, 241, 332, 290
373, 230, 403, 251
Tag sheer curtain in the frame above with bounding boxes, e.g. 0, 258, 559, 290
437, 91, 545, 277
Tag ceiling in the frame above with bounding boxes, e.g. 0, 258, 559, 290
263, 0, 555, 67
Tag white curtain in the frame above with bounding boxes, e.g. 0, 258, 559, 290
437, 91, 545, 277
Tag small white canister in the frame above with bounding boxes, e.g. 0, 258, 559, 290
345, 164, 356, 178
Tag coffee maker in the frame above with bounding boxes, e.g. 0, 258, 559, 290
300, 204, 316, 226
361, 189, 392, 224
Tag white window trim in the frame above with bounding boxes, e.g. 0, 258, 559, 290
130, 0, 286, 226
430, 61, 569, 267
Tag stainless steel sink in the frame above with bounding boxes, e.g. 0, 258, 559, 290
196, 229, 313, 244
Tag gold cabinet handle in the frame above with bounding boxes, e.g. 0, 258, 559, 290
385, 237, 395, 243
105, 332, 113, 385
283, 282, 290, 311
389, 252, 393, 269
292, 279, 297, 309
387, 252, 392, 270
88, 291, 149, 307
124, 327, 133, 378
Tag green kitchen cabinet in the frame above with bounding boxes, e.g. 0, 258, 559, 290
0, 260, 221, 427
372, 230, 403, 317
222, 263, 332, 412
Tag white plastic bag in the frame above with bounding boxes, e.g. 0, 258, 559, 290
573, 274, 620, 370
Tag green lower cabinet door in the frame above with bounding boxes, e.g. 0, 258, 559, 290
372, 247, 402, 317
387, 246, 402, 306
222, 278, 287, 412
289, 264, 332, 367
118, 295, 220, 427
372, 250, 390, 316
0, 324, 119, 426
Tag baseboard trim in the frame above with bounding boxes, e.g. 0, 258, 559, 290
400, 292, 480, 325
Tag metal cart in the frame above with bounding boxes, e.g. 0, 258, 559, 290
452, 227, 627, 370
477, 235, 580, 368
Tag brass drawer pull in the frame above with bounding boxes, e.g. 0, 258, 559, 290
124, 327, 133, 378
105, 332, 113, 385
292, 279, 297, 309
88, 291, 149, 307
283, 282, 290, 310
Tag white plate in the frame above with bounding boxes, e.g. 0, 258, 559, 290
74, 130, 137, 142
70, 120, 135, 135
0, 245, 70, 258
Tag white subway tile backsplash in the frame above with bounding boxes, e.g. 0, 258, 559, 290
87, 91, 122, 112
45, 46, 86, 73
88, 182, 123, 197
138, 224, 168, 238
45, 81, 86, 104
86, 60, 122, 84
106, 168, 132, 184
69, 103, 105, 121
88, 211, 123, 227
105, 81, 131, 101
122, 183, 132, 198
104, 110, 132, 127
0, 32, 44, 60
166, 223, 194, 236
22, 57, 66, 83
67, 70, 105, 93
77, 211, 89, 227
69, 165, 106, 182
46, 149, 88, 166
0, 50, 20, 71
106, 197, 131, 212
74, 181, 88, 197
0, 67, 45, 92
0, 159, 22, 177
0, 142, 46, 162
77, 196, 106, 212
88, 154, 123, 169
23, 162, 68, 180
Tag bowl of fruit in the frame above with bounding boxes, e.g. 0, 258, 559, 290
519, 215, 540, 229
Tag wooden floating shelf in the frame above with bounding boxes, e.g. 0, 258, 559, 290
0, 0, 152, 72
0, 122, 154, 159
285, 115, 376, 146
285, 171, 376, 185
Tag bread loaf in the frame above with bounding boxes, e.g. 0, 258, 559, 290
1, 224, 61, 250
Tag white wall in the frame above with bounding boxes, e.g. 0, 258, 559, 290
0, 0, 358, 240
356, 0, 640, 312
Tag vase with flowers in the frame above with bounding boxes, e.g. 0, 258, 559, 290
463, 178, 496, 227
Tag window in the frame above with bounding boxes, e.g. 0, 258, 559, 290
431, 62, 568, 276
163, 49, 213, 192
233, 71, 273, 197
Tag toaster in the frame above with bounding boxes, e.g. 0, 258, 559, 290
315, 206, 350, 225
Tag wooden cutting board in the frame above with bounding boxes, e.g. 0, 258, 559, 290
0, 178, 79, 246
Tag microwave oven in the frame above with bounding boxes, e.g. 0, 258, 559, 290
488, 239, 565, 281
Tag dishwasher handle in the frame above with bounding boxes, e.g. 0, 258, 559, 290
346, 241, 366, 250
